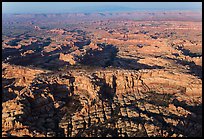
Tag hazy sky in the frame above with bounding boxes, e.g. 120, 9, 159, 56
2, 2, 202, 14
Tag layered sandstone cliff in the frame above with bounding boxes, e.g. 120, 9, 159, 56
2, 65, 202, 137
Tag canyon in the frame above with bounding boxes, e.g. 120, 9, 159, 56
2, 11, 202, 137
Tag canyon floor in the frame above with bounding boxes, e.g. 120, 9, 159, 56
2, 11, 202, 137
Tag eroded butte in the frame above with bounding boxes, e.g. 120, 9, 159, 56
2, 11, 202, 137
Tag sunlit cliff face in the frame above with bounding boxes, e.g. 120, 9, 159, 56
2, 10, 202, 137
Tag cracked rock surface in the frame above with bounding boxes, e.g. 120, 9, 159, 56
2, 11, 202, 137
2, 68, 202, 137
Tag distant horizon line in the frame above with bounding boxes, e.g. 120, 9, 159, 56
2, 9, 202, 14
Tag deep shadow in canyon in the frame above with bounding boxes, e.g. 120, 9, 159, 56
2, 43, 164, 71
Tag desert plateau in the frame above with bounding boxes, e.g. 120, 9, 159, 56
2, 6, 202, 137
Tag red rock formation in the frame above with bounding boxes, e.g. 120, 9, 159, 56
59, 53, 76, 65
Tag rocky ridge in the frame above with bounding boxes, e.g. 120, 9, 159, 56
2, 65, 202, 137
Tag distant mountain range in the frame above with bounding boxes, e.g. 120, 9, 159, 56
2, 11, 202, 23
3, 3, 202, 14
67, 5, 137, 13
69, 5, 202, 13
